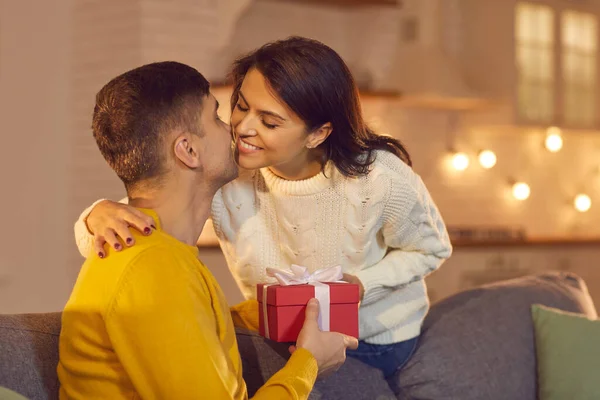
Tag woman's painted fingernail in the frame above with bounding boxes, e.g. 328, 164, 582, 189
98, 252, 105, 259
126, 238, 133, 245
115, 243, 122, 250
144, 227, 152, 235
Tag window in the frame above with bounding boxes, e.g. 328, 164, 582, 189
515, 3, 555, 123
515, 3, 599, 127
562, 11, 597, 126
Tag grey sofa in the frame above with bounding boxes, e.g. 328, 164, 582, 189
1, 271, 597, 400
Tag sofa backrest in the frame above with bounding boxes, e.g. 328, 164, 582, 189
0, 313, 61, 400
0, 271, 596, 400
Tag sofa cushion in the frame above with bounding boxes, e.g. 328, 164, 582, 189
395, 271, 598, 400
0, 314, 394, 400
0, 313, 61, 400
235, 327, 395, 399
1, 272, 595, 400
0, 386, 30, 400
532, 304, 600, 400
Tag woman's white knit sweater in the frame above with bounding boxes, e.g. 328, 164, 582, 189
75, 150, 452, 344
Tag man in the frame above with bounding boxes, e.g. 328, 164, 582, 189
57, 61, 358, 399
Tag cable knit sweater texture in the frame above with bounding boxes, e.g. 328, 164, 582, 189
75, 150, 452, 345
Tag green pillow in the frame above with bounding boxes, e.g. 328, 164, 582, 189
532, 304, 600, 400
0, 387, 29, 400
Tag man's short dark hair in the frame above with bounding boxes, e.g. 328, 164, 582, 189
92, 61, 210, 191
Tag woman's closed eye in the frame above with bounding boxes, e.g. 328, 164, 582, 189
262, 120, 278, 129
236, 103, 249, 112
235, 99, 279, 129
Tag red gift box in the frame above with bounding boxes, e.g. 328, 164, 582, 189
257, 282, 360, 343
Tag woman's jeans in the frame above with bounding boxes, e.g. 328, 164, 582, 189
346, 336, 419, 394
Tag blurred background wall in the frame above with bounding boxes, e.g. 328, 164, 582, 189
1, 0, 599, 312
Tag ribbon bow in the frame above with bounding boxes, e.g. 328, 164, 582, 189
266, 264, 343, 286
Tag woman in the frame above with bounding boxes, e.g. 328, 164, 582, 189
74, 36, 452, 394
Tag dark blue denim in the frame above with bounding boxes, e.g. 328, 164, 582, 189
346, 336, 419, 394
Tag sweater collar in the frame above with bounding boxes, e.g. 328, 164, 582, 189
259, 161, 337, 196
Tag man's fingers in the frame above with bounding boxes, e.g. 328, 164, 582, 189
344, 335, 359, 350
303, 298, 320, 326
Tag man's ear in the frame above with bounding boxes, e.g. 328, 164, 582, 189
173, 134, 201, 169
306, 122, 333, 149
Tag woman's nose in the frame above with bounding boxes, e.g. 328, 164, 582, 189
235, 115, 258, 137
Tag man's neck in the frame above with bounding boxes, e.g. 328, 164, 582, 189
129, 183, 215, 246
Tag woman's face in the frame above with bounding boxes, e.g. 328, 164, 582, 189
230, 68, 326, 177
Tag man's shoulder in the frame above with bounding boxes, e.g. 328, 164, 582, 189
86, 233, 188, 270
69, 233, 201, 306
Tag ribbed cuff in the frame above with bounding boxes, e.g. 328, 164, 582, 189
356, 267, 392, 305
285, 348, 318, 390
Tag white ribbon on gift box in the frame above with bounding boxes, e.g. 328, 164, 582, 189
261, 264, 343, 340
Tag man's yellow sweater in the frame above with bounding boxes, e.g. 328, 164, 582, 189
58, 209, 317, 399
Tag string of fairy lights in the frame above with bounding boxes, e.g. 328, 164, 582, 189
449, 127, 593, 213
